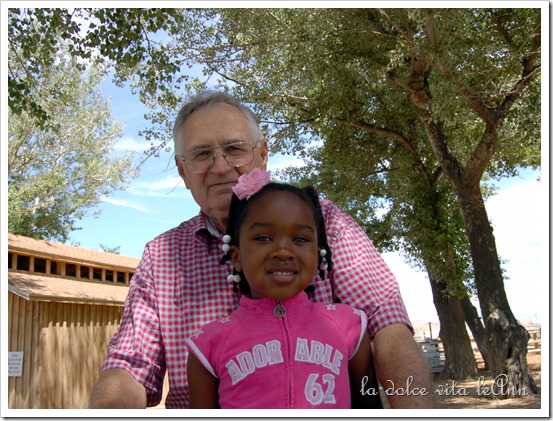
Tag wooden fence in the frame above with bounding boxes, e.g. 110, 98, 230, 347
527, 326, 542, 353
8, 292, 122, 409
419, 340, 446, 373
418, 326, 541, 376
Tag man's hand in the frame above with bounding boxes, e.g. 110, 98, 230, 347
373, 324, 434, 408
89, 368, 147, 408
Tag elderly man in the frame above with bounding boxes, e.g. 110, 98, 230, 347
90, 91, 432, 409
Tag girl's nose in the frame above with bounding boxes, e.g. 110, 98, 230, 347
271, 241, 294, 260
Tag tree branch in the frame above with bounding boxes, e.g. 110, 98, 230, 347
332, 116, 434, 182
499, 22, 541, 118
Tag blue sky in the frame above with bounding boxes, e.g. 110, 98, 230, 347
63, 75, 549, 324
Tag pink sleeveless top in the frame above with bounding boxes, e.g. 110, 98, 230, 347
185, 292, 367, 408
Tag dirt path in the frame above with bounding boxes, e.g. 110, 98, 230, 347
378, 352, 541, 409
431, 352, 541, 409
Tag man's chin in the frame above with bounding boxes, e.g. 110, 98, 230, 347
204, 204, 232, 231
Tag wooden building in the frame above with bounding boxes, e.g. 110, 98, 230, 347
7, 233, 140, 409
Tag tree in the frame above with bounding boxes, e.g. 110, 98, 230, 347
153, 8, 538, 390
282, 117, 481, 380
8, 7, 185, 154
8, 27, 137, 242
173, 8, 540, 392
377, 9, 541, 394
8, 7, 541, 393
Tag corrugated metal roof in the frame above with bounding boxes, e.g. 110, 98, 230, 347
8, 271, 129, 306
8, 233, 140, 270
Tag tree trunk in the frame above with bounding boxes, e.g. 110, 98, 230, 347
428, 270, 478, 380
458, 185, 539, 396
460, 297, 490, 370
393, 52, 540, 397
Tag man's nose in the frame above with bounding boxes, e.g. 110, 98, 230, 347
209, 150, 232, 174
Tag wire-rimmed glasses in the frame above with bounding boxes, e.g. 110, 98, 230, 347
178, 140, 262, 174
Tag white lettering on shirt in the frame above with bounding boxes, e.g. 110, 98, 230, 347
226, 340, 284, 385
294, 338, 343, 375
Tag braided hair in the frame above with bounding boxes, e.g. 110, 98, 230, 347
220, 182, 333, 295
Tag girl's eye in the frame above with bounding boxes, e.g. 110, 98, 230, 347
253, 235, 271, 241
294, 236, 311, 243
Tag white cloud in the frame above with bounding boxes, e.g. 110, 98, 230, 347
381, 251, 438, 322
102, 197, 151, 213
486, 179, 544, 250
383, 176, 546, 323
114, 136, 150, 153
128, 175, 190, 198
484, 178, 546, 322
267, 153, 306, 175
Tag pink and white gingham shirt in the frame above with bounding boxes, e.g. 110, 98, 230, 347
102, 199, 412, 408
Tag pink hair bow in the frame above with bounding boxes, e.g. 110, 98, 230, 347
233, 167, 271, 200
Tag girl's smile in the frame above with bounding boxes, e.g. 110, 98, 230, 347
267, 269, 298, 284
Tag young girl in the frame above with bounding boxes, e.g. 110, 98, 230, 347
185, 168, 377, 409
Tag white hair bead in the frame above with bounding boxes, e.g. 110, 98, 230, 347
227, 274, 241, 283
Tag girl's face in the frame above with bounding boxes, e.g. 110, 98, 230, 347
231, 190, 319, 301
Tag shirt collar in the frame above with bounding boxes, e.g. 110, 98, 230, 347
205, 214, 223, 239
191, 212, 224, 252
238, 291, 311, 317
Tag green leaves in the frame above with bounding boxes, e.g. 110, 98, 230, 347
8, 39, 138, 242
8, 7, 540, 293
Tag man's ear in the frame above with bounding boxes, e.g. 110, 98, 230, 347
230, 245, 242, 273
175, 156, 190, 189
259, 138, 269, 168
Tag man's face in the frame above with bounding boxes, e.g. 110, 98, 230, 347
175, 103, 268, 231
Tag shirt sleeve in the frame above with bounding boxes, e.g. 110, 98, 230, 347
185, 317, 233, 380
322, 200, 413, 337
101, 242, 166, 407
351, 307, 368, 358
185, 332, 218, 379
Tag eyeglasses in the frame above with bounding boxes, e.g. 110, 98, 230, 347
178, 140, 262, 174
